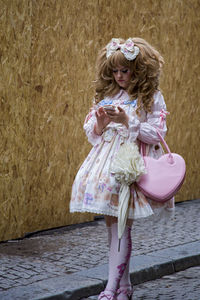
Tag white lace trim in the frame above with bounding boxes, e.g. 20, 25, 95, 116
70, 205, 175, 222
70, 206, 154, 220
70, 207, 120, 218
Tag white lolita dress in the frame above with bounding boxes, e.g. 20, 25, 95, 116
70, 89, 174, 219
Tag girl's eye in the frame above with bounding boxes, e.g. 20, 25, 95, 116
112, 69, 129, 74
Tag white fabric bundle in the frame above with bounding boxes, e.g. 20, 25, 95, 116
111, 143, 146, 241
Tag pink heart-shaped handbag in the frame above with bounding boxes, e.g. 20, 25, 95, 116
137, 130, 186, 202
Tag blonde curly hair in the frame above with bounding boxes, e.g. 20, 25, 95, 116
94, 37, 164, 115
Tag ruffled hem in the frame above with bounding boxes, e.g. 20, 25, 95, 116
132, 201, 154, 219
70, 207, 119, 218
70, 205, 159, 220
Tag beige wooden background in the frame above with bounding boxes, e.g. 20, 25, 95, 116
0, 0, 199, 241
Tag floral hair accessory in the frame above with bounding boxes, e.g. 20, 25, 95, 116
106, 38, 140, 61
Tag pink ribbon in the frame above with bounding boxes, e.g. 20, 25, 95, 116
159, 109, 170, 129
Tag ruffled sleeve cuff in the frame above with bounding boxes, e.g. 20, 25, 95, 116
83, 109, 103, 146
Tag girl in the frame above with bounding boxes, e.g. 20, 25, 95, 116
70, 37, 174, 300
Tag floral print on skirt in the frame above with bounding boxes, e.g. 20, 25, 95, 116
70, 90, 174, 219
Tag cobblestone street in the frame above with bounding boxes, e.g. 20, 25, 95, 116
0, 199, 200, 298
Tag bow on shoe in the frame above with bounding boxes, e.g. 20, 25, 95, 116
98, 290, 116, 300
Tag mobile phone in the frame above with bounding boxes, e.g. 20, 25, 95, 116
104, 105, 116, 111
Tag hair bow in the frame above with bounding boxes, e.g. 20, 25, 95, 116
106, 38, 140, 61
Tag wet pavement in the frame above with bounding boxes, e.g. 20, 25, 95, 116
0, 199, 200, 299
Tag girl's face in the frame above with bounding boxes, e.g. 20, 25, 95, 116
112, 65, 132, 89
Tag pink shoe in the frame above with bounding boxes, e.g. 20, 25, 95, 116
98, 290, 116, 300
116, 285, 133, 300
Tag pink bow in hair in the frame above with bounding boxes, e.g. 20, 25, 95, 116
106, 38, 140, 61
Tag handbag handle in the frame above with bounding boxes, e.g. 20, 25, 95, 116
140, 129, 174, 164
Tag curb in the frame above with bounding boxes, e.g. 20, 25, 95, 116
1, 241, 200, 300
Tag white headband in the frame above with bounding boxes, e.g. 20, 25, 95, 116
106, 38, 140, 61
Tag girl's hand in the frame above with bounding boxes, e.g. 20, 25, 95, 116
95, 107, 111, 135
105, 106, 129, 128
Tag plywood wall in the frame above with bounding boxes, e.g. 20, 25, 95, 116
0, 0, 199, 241
0, 0, 31, 240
